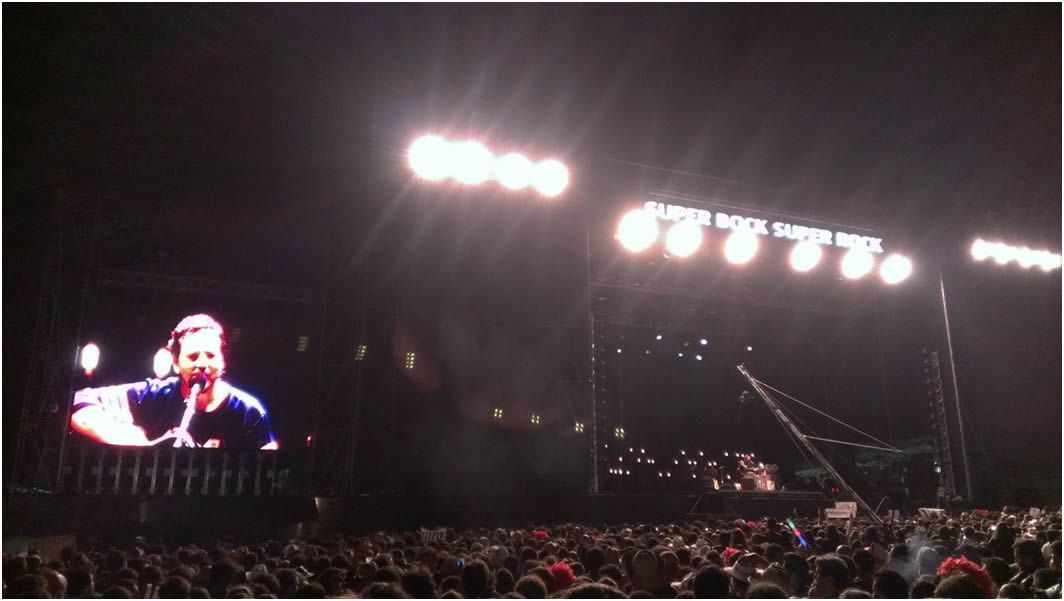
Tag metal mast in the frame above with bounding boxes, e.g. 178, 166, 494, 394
737, 364, 885, 523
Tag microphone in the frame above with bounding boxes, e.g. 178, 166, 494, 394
188, 373, 209, 394
173, 374, 207, 447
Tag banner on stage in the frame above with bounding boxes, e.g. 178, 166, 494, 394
643, 200, 885, 254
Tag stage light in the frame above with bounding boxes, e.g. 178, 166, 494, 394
1016, 248, 1039, 269
492, 408, 503, 419
408, 135, 451, 181
532, 159, 569, 197
451, 141, 494, 185
355, 344, 367, 362
674, 459, 679, 464
80, 343, 100, 376
699, 338, 707, 345
746, 346, 753, 352
724, 229, 759, 264
841, 249, 875, 279
494, 152, 533, 190
664, 220, 704, 258
616, 209, 660, 253
678, 352, 683, 358
879, 254, 913, 284
404, 352, 416, 369
616, 348, 622, 354
990, 243, 1015, 265
790, 241, 822, 272
973, 239, 1062, 271
695, 355, 702, 361
296, 336, 310, 353
681, 450, 685, 455
656, 334, 663, 341
574, 422, 584, 433
153, 347, 172, 379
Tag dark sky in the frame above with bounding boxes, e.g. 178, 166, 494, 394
4, 5, 1060, 500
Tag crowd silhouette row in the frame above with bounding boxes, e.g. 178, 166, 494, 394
4, 509, 1061, 598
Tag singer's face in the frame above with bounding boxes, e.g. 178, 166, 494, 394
174, 329, 226, 388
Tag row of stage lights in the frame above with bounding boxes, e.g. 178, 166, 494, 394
970, 239, 1062, 271
607, 448, 759, 481
408, 135, 570, 198
405, 137, 1058, 279
615, 209, 913, 284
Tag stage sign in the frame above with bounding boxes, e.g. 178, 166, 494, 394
643, 200, 885, 254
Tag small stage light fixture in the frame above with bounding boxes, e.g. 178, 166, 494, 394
80, 342, 100, 376
664, 220, 704, 258
789, 241, 822, 272
879, 254, 913, 284
724, 229, 759, 264
616, 209, 660, 253
532, 159, 570, 197
841, 249, 875, 279
153, 347, 172, 379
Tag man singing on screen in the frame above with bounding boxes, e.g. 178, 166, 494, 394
71, 314, 278, 450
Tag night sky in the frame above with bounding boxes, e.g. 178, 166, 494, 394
4, 5, 1060, 503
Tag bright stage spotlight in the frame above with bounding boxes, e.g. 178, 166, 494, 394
879, 254, 913, 284
1016, 248, 1039, 269
616, 209, 660, 253
407, 135, 451, 181
494, 152, 533, 190
1040, 253, 1063, 271
532, 159, 569, 197
153, 347, 173, 379
841, 249, 875, 280
990, 243, 1016, 265
723, 229, 758, 264
789, 241, 822, 272
80, 342, 100, 376
970, 239, 991, 262
451, 141, 495, 185
664, 220, 704, 258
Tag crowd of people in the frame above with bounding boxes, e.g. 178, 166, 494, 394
4, 509, 1061, 599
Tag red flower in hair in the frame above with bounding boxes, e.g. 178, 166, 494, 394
937, 557, 994, 598
723, 546, 743, 567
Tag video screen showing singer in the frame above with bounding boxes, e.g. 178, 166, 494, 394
71, 314, 278, 450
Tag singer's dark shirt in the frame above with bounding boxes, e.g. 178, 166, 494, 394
73, 376, 276, 449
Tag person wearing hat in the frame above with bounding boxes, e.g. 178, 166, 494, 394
725, 553, 768, 597
750, 562, 792, 596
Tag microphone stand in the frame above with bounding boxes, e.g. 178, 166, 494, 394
173, 383, 201, 447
